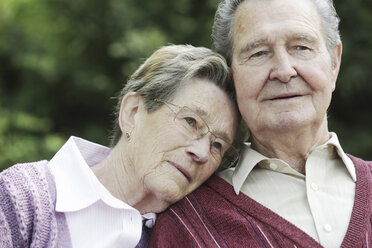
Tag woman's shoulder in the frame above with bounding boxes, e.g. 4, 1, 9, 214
0, 160, 56, 213
0, 160, 58, 247
0, 160, 53, 194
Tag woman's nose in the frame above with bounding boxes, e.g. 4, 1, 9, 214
185, 137, 210, 164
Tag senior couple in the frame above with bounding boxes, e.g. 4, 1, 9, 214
1, 0, 371, 247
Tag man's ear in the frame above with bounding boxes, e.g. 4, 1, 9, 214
118, 92, 141, 134
330, 41, 342, 92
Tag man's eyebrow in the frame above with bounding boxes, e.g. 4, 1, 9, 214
239, 34, 317, 54
291, 33, 317, 43
240, 38, 269, 53
191, 106, 233, 143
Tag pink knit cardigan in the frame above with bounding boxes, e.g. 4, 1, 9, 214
0, 161, 72, 248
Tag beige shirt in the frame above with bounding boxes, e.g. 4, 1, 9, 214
218, 132, 356, 248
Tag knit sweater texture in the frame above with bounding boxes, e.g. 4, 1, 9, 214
0, 161, 71, 248
148, 155, 372, 248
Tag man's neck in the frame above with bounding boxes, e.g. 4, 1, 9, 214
251, 122, 330, 175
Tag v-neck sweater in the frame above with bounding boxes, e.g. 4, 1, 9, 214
148, 155, 372, 247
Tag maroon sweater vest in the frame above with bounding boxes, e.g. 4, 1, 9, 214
148, 155, 372, 248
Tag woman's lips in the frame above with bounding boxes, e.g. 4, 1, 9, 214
270, 93, 302, 100
167, 161, 192, 182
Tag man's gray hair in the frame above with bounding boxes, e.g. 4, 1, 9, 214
111, 44, 236, 146
211, 0, 341, 65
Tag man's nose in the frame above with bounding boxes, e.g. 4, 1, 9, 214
269, 50, 297, 83
185, 137, 210, 164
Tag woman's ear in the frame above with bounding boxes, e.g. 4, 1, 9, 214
118, 92, 141, 134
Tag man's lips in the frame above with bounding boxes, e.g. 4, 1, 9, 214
167, 161, 192, 182
269, 93, 302, 101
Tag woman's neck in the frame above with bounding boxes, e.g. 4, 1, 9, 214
91, 139, 168, 214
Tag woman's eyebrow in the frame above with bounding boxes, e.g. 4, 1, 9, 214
189, 105, 232, 143
214, 130, 233, 144
190, 106, 208, 118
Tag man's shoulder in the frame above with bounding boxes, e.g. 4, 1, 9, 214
347, 154, 371, 163
192, 173, 236, 198
347, 154, 372, 169
154, 174, 235, 222
155, 174, 241, 227
148, 174, 239, 247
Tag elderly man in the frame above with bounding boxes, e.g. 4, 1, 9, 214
148, 0, 372, 247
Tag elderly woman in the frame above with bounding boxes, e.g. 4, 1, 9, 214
0, 45, 245, 247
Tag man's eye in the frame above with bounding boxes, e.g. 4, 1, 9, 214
294, 45, 310, 51
184, 117, 197, 128
250, 51, 267, 58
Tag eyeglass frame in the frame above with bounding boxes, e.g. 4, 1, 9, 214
154, 98, 239, 168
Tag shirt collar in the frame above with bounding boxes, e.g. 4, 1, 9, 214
321, 132, 356, 182
48, 136, 137, 212
232, 132, 356, 194
142, 213, 157, 228
232, 144, 266, 194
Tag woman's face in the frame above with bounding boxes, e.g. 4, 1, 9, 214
131, 78, 238, 206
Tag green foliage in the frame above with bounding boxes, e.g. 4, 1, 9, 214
0, 108, 66, 169
328, 0, 372, 160
0, 0, 371, 171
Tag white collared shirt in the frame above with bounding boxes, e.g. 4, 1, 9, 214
219, 132, 356, 248
48, 136, 156, 248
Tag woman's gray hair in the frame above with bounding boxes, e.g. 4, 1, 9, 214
211, 0, 341, 65
110, 44, 237, 146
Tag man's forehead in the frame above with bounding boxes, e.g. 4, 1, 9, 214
234, 0, 320, 25
232, 0, 322, 46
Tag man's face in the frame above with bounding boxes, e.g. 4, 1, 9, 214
231, 0, 341, 137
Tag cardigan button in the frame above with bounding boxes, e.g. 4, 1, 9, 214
323, 224, 332, 232
311, 183, 319, 191
269, 163, 278, 170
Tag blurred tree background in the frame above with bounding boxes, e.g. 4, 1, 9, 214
0, 0, 371, 171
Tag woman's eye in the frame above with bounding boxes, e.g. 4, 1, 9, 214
211, 141, 222, 151
184, 117, 197, 128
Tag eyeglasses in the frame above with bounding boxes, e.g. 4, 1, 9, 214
154, 98, 239, 168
